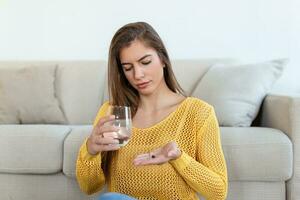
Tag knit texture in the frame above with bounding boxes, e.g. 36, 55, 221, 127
76, 97, 228, 199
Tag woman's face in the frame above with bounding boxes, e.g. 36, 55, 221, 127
119, 39, 166, 96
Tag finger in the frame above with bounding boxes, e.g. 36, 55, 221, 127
134, 153, 151, 159
133, 158, 153, 166
169, 141, 178, 149
133, 152, 161, 165
167, 150, 177, 158
95, 137, 120, 145
98, 126, 120, 135
133, 153, 151, 163
134, 156, 166, 166
135, 146, 162, 159
133, 152, 159, 162
133, 147, 162, 162
95, 115, 116, 128
164, 141, 177, 149
102, 131, 119, 139
133, 157, 149, 164
93, 125, 119, 137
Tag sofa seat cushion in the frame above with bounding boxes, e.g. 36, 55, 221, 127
63, 125, 92, 177
221, 127, 293, 181
0, 125, 71, 174
63, 126, 293, 182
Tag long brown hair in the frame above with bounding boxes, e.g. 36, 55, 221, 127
103, 22, 186, 175
108, 21, 185, 116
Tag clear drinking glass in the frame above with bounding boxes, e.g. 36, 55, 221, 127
106, 105, 132, 147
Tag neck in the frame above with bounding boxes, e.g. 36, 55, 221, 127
138, 81, 178, 112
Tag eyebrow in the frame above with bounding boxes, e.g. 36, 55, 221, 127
121, 54, 152, 66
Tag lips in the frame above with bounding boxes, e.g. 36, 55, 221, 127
136, 81, 151, 89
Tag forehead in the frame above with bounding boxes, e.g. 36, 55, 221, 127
119, 40, 156, 62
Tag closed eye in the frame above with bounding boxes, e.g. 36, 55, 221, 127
141, 60, 151, 65
124, 67, 132, 71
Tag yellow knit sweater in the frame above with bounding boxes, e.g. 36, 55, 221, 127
76, 97, 228, 200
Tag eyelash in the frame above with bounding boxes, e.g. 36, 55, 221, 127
124, 61, 151, 71
142, 61, 151, 65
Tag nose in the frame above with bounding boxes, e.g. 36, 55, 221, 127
134, 66, 144, 79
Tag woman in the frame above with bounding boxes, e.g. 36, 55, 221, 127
76, 22, 228, 200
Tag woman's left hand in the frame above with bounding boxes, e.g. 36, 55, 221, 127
133, 141, 182, 166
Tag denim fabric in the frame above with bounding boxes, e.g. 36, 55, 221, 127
98, 192, 137, 200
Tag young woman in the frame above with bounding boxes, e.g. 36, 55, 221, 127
76, 22, 228, 200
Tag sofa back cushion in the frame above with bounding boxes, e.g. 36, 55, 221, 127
55, 61, 107, 124
193, 59, 287, 127
0, 59, 237, 125
172, 59, 239, 95
0, 62, 66, 124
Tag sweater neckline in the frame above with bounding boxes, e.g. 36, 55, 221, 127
132, 97, 190, 131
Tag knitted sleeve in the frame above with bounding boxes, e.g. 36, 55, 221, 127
169, 107, 228, 200
75, 102, 109, 195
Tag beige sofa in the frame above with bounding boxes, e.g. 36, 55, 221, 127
0, 60, 298, 200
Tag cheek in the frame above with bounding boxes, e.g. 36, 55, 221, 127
152, 64, 164, 79
123, 72, 135, 85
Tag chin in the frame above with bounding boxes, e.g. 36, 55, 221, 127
138, 90, 153, 96
137, 87, 155, 96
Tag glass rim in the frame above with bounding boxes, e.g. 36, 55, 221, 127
108, 105, 131, 108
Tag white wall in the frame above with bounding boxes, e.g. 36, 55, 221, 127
0, 0, 299, 93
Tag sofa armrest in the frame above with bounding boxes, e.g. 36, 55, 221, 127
261, 93, 300, 200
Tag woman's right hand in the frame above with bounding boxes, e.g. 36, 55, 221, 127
87, 115, 120, 155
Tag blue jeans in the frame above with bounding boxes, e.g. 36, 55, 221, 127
98, 192, 137, 200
